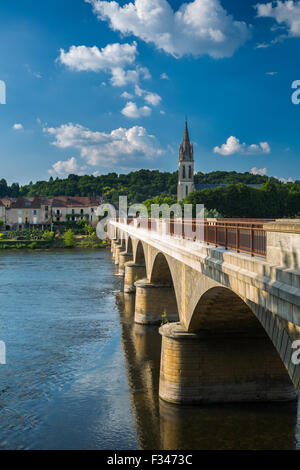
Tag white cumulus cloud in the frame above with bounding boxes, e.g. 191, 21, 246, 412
121, 91, 134, 99
110, 65, 150, 86
134, 85, 162, 106
214, 136, 271, 155
13, 123, 23, 130
44, 123, 163, 169
59, 42, 137, 72
277, 176, 294, 183
58, 42, 150, 87
256, 1, 300, 37
49, 157, 81, 176
121, 101, 152, 118
251, 167, 267, 176
86, 0, 250, 58
144, 91, 162, 106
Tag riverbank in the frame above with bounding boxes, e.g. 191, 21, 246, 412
0, 235, 109, 250
0, 225, 109, 250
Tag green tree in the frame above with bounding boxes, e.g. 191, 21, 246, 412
63, 230, 75, 248
42, 231, 55, 242
142, 196, 177, 216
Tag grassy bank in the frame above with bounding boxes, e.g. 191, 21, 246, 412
0, 225, 109, 250
0, 240, 52, 250
0, 237, 108, 250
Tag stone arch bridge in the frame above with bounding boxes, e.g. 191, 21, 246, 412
109, 218, 300, 405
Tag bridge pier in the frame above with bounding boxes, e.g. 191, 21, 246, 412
134, 280, 179, 326
124, 262, 147, 293
114, 244, 123, 265
110, 239, 117, 253
159, 322, 297, 404
118, 252, 132, 276
123, 293, 135, 319
112, 242, 121, 260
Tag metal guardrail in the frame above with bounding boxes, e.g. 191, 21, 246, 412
202, 221, 268, 257
117, 218, 275, 257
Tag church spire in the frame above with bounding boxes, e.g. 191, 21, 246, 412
177, 120, 195, 201
179, 120, 193, 161
183, 120, 190, 149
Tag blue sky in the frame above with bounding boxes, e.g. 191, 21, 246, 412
1, 0, 300, 185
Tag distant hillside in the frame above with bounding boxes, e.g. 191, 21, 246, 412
0, 170, 292, 204
194, 171, 269, 185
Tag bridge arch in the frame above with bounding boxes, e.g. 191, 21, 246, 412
126, 236, 133, 259
134, 240, 147, 268
134, 250, 179, 325
116, 229, 126, 249
149, 252, 180, 319
189, 286, 259, 333
150, 252, 175, 285
187, 285, 297, 397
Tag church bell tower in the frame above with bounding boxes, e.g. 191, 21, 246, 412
177, 120, 195, 201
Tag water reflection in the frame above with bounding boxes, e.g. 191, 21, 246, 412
117, 293, 161, 450
0, 251, 137, 450
159, 399, 299, 450
117, 292, 300, 450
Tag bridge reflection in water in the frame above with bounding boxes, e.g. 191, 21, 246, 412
115, 291, 300, 450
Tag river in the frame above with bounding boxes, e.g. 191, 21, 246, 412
0, 249, 299, 450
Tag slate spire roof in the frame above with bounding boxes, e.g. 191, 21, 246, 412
179, 120, 194, 161
182, 120, 190, 149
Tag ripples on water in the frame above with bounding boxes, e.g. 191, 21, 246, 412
0, 250, 136, 450
0, 249, 299, 449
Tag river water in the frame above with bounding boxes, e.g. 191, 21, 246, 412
0, 249, 299, 450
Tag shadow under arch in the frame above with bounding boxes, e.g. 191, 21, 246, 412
126, 236, 133, 258
187, 286, 297, 400
116, 228, 126, 248
119, 233, 126, 250
149, 252, 179, 319
150, 252, 175, 285
189, 286, 262, 334
135, 240, 147, 268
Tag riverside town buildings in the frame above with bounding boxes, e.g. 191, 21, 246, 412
0, 196, 99, 230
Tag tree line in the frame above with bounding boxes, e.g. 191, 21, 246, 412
185, 181, 300, 218
0, 171, 178, 203
1, 170, 300, 218
0, 170, 269, 201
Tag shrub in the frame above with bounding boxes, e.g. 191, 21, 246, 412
28, 242, 38, 249
205, 208, 223, 218
63, 229, 75, 248
42, 231, 55, 242
161, 309, 169, 325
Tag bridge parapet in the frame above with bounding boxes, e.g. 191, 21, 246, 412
265, 220, 300, 271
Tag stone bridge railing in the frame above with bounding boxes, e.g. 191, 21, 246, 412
113, 217, 300, 269
115, 217, 274, 257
